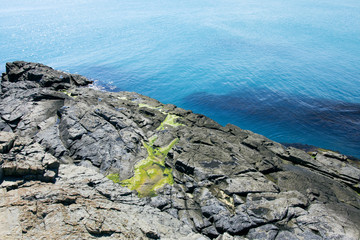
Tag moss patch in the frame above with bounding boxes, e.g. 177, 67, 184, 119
138, 103, 185, 130
107, 173, 120, 183
120, 138, 178, 197
157, 114, 184, 131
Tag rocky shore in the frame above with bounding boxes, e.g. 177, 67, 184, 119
1, 61, 359, 239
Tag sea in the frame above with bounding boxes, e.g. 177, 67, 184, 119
1, 0, 359, 157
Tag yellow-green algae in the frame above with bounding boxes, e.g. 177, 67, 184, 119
157, 114, 184, 130
138, 103, 185, 130
107, 104, 184, 197
119, 137, 179, 197
107, 173, 121, 183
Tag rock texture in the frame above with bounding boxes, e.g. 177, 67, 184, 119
1, 61, 360, 239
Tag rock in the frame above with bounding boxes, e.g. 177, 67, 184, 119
246, 224, 279, 240
322, 150, 347, 161
201, 198, 228, 218
4, 61, 92, 90
0, 118, 12, 132
0, 131, 16, 153
214, 212, 255, 235
0, 165, 207, 239
0, 136, 59, 183
219, 172, 279, 195
245, 191, 308, 227
149, 195, 170, 210
296, 203, 360, 240
1, 62, 360, 239
202, 225, 220, 238
216, 233, 249, 240
275, 231, 299, 240
0, 179, 24, 190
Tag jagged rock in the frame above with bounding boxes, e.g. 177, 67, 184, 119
0, 131, 16, 153
246, 224, 278, 240
219, 172, 279, 195
0, 135, 59, 184
0, 165, 207, 239
4, 61, 92, 90
275, 231, 299, 240
296, 203, 360, 240
245, 191, 308, 226
1, 62, 360, 239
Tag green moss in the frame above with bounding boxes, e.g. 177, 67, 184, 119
148, 135, 158, 145
160, 138, 179, 155
157, 114, 184, 131
120, 137, 179, 197
138, 103, 185, 131
107, 173, 121, 183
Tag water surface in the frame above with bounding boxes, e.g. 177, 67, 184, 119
1, 0, 359, 157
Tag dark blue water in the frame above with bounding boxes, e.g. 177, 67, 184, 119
1, 0, 360, 157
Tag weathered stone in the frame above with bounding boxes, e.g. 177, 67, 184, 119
0, 131, 16, 153
201, 198, 228, 218
202, 225, 220, 238
275, 231, 299, 240
219, 172, 279, 195
214, 212, 255, 235
1, 135, 59, 182
0, 165, 207, 239
4, 61, 92, 90
296, 203, 360, 240
0, 179, 24, 190
1, 62, 360, 239
246, 224, 279, 240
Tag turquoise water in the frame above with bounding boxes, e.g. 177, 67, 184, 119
1, 0, 360, 157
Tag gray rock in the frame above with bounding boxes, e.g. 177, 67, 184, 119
219, 172, 279, 195
202, 225, 220, 238
0, 136, 60, 183
246, 224, 279, 240
275, 231, 299, 240
4, 61, 92, 90
1, 62, 360, 239
0, 165, 208, 239
296, 203, 360, 240
214, 212, 255, 235
0, 131, 16, 153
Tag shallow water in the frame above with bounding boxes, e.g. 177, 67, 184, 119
1, 0, 359, 157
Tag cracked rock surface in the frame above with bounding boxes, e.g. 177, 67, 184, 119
1, 61, 360, 239
0, 164, 204, 239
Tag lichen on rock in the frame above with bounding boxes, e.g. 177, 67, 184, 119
117, 137, 178, 197
106, 173, 121, 183
156, 114, 184, 130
